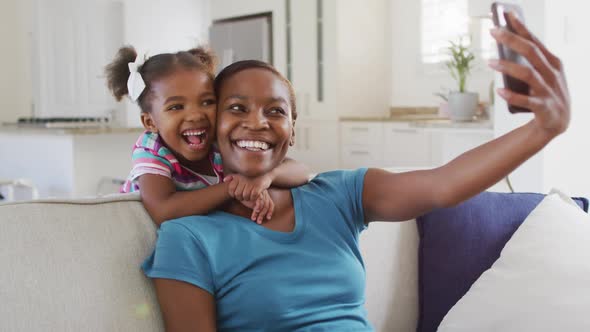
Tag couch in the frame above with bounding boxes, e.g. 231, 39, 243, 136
1, 191, 587, 332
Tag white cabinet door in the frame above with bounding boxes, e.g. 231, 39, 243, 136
32, 0, 123, 118
383, 124, 432, 168
430, 130, 494, 166
289, 0, 317, 120
288, 120, 339, 172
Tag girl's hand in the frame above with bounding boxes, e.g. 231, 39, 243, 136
251, 190, 274, 224
223, 174, 272, 202
489, 12, 570, 138
232, 189, 274, 224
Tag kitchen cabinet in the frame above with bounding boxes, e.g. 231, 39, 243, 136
31, 0, 123, 119
340, 121, 494, 169
287, 120, 339, 172
430, 129, 495, 166
340, 122, 384, 168
211, 0, 391, 121
383, 124, 432, 167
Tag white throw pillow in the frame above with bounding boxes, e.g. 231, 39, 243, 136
438, 189, 590, 332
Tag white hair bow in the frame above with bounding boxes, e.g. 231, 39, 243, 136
127, 53, 147, 102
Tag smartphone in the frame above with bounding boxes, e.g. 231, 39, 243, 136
491, 2, 531, 113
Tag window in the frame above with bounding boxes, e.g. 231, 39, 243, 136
421, 0, 495, 64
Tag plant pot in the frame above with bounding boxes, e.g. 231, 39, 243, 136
448, 91, 479, 122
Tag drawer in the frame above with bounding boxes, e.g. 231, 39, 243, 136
340, 122, 384, 145
341, 145, 383, 169
383, 126, 432, 167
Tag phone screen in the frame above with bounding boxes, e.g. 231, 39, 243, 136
491, 2, 531, 113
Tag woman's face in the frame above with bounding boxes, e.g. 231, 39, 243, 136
216, 68, 294, 177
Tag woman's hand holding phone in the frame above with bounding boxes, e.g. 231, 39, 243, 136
489, 11, 570, 138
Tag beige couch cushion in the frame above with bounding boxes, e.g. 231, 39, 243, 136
0, 194, 163, 332
0, 193, 419, 332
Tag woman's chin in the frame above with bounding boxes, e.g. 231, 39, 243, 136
225, 163, 276, 178
239, 168, 272, 178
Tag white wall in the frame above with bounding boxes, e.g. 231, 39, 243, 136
493, 0, 590, 198
390, 0, 494, 107
541, 0, 590, 198
0, 0, 33, 123
121, 0, 212, 127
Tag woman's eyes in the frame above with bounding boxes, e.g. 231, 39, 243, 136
167, 104, 184, 111
268, 107, 286, 115
201, 99, 216, 107
229, 104, 246, 112
226, 104, 287, 115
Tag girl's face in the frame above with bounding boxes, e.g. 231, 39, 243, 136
141, 68, 216, 168
216, 68, 294, 177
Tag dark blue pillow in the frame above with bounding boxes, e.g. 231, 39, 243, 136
416, 192, 589, 332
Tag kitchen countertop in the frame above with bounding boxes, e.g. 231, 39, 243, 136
0, 124, 144, 135
340, 116, 493, 129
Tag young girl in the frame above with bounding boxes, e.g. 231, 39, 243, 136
105, 46, 309, 226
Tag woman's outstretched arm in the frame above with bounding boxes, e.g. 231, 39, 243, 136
362, 12, 570, 223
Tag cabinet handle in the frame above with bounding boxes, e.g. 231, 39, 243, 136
350, 127, 370, 132
304, 127, 310, 150
350, 150, 370, 155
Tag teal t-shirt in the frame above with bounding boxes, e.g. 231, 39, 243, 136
142, 168, 373, 331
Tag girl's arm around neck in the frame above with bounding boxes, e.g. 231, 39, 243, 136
138, 174, 231, 226
268, 157, 312, 187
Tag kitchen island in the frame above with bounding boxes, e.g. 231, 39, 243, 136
0, 126, 143, 198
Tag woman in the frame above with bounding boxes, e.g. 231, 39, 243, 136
143, 14, 570, 331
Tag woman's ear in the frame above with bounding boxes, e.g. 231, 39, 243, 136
140, 113, 158, 133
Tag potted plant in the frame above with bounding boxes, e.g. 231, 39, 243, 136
445, 38, 478, 121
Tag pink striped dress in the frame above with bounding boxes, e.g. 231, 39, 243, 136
120, 131, 224, 193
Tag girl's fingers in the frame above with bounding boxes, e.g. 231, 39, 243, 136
251, 199, 260, 222
266, 197, 274, 220
228, 179, 237, 198
490, 27, 556, 86
507, 12, 562, 70
496, 88, 546, 114
243, 184, 253, 202
251, 187, 262, 202
488, 59, 548, 94
235, 181, 246, 201
258, 194, 269, 224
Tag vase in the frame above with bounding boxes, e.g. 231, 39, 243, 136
448, 91, 479, 122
